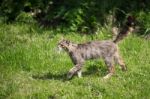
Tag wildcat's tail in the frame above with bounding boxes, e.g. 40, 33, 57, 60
113, 16, 135, 43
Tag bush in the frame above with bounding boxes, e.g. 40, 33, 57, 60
16, 12, 36, 24
136, 11, 150, 35
1, 0, 150, 34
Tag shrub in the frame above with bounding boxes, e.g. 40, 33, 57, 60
136, 11, 150, 35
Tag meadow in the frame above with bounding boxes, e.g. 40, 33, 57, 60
0, 23, 150, 99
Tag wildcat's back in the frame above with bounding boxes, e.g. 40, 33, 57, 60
73, 40, 117, 60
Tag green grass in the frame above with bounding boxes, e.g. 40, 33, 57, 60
0, 23, 150, 99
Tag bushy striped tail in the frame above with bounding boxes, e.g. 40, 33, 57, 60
113, 16, 135, 43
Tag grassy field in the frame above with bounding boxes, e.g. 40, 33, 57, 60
0, 23, 150, 99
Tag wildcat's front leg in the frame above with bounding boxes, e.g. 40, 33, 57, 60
67, 64, 82, 79
103, 57, 115, 79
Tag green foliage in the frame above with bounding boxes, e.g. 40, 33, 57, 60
0, 0, 26, 22
1, 0, 150, 33
16, 12, 36, 23
136, 11, 150, 35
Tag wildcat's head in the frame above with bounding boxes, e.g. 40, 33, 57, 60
58, 39, 77, 52
58, 39, 71, 50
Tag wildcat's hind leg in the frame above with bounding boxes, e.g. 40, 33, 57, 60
117, 58, 127, 71
114, 52, 127, 71
103, 57, 115, 79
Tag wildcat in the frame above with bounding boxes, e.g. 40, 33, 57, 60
58, 16, 135, 79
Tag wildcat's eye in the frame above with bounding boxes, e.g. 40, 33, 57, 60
60, 44, 65, 48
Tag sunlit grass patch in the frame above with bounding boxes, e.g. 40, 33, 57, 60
0, 23, 150, 99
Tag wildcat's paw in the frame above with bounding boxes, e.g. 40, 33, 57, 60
77, 71, 82, 78
67, 72, 73, 80
103, 73, 113, 79
122, 66, 127, 71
